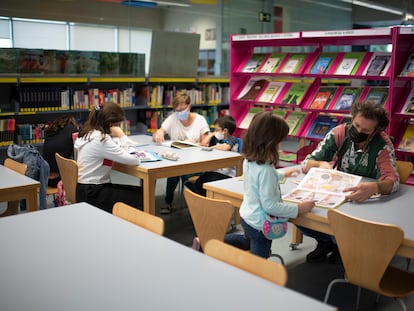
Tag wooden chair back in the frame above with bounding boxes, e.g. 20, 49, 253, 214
4, 158, 27, 175
55, 153, 78, 204
204, 239, 288, 287
327, 209, 404, 292
396, 160, 413, 184
183, 187, 235, 251
113, 202, 165, 236
2, 158, 28, 216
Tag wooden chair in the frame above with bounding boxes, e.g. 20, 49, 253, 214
183, 187, 235, 251
204, 239, 288, 287
396, 160, 413, 184
55, 153, 78, 204
324, 209, 414, 310
113, 202, 165, 235
1, 158, 28, 216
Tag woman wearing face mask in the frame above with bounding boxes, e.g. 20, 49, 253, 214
152, 91, 210, 214
299, 100, 399, 264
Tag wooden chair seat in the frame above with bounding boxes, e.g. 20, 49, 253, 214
205, 239, 288, 287
113, 202, 165, 235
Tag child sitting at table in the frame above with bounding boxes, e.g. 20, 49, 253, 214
74, 102, 143, 213
186, 115, 240, 196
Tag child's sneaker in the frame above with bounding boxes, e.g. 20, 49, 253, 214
161, 204, 172, 214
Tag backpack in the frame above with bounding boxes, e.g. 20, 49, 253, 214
7, 144, 50, 209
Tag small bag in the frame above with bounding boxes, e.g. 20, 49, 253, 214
262, 214, 288, 240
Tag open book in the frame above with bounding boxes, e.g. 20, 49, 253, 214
161, 140, 200, 149
282, 168, 362, 209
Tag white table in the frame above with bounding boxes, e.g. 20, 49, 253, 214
0, 203, 335, 311
204, 173, 414, 259
112, 135, 243, 215
0, 164, 40, 212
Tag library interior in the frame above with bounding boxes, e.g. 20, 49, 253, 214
1, 1, 414, 310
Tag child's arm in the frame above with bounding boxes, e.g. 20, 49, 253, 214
213, 143, 231, 151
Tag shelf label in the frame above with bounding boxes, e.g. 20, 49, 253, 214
232, 32, 300, 41
400, 26, 414, 34
302, 28, 391, 38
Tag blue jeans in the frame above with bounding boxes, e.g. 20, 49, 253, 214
225, 218, 272, 258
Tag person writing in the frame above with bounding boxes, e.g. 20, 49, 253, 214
75, 102, 143, 213
152, 91, 210, 214
300, 100, 399, 263
43, 115, 78, 187
226, 111, 315, 258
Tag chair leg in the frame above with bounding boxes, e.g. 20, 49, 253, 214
356, 286, 361, 310
396, 298, 407, 311
323, 278, 347, 303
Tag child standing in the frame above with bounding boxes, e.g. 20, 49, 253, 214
191, 115, 240, 196
227, 111, 315, 258
75, 102, 143, 213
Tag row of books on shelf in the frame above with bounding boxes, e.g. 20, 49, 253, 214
236, 76, 388, 110
0, 48, 145, 75
139, 85, 229, 107
239, 50, 414, 77
16, 87, 136, 112
397, 123, 414, 153
239, 107, 349, 140
0, 119, 132, 146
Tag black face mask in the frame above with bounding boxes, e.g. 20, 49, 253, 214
348, 124, 369, 143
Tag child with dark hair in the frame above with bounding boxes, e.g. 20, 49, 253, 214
74, 102, 143, 213
43, 115, 78, 187
188, 115, 240, 196
225, 111, 315, 258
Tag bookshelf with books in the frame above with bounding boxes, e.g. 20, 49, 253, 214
0, 75, 230, 149
230, 27, 414, 169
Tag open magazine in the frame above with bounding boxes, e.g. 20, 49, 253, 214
282, 168, 362, 209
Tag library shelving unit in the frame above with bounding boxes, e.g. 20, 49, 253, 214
230, 26, 414, 166
0, 75, 229, 153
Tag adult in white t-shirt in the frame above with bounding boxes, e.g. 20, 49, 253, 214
153, 91, 210, 214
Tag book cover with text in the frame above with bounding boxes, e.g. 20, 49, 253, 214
309, 87, 336, 109
241, 54, 266, 73
309, 54, 334, 74
257, 81, 285, 103
280, 53, 306, 74
237, 76, 269, 101
364, 87, 388, 106
239, 107, 264, 129
334, 52, 365, 75
258, 53, 285, 73
333, 87, 361, 111
363, 53, 391, 76
307, 115, 339, 139
280, 83, 311, 105
285, 111, 307, 135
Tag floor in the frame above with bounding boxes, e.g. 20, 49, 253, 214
1, 171, 413, 311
